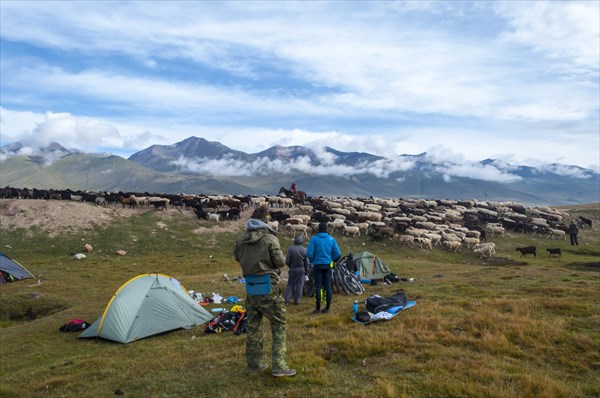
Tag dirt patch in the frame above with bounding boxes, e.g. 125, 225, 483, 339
0, 199, 255, 238
0, 199, 140, 237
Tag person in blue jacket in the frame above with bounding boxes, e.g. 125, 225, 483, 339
307, 222, 341, 314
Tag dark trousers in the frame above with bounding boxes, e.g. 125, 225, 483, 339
313, 264, 332, 310
570, 233, 579, 246
285, 267, 305, 305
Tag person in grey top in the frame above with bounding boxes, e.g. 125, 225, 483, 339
284, 235, 309, 305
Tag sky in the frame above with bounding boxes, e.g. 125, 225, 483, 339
1, 1, 599, 182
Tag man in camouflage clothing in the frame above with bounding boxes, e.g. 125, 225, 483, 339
234, 219, 296, 377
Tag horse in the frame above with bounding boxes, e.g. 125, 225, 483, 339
278, 187, 306, 204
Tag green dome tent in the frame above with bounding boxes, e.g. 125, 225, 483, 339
80, 273, 212, 344
0, 252, 35, 284
354, 252, 391, 282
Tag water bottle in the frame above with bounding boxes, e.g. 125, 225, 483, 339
352, 300, 359, 314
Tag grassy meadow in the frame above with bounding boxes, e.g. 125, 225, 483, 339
0, 202, 599, 398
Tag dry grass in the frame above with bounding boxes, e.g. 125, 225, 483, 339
0, 202, 599, 398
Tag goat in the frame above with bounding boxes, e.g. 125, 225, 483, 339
516, 246, 536, 258
546, 248, 562, 257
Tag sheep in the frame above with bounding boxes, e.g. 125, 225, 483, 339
267, 220, 279, 231
293, 214, 311, 224
151, 200, 169, 211
444, 240, 462, 253
282, 218, 302, 225
343, 225, 360, 238
546, 248, 562, 257
328, 219, 346, 234
547, 229, 566, 240
286, 224, 309, 237
473, 242, 496, 253
207, 213, 220, 222
462, 237, 480, 248
516, 246, 536, 258
397, 235, 415, 246
130, 195, 149, 207
473, 245, 495, 258
353, 222, 370, 235
415, 237, 433, 249
486, 225, 505, 237
441, 232, 461, 242
423, 233, 442, 246
279, 197, 294, 208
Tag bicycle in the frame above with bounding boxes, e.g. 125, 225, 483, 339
303, 256, 364, 296
333, 256, 364, 295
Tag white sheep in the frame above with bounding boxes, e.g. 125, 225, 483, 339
547, 229, 566, 240
415, 237, 433, 249
462, 237, 480, 248
267, 220, 279, 231
397, 235, 415, 246
286, 224, 309, 237
343, 225, 360, 238
473, 245, 495, 258
444, 240, 462, 252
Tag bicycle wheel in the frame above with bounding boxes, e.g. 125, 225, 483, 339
334, 268, 348, 295
343, 274, 364, 295
303, 279, 315, 297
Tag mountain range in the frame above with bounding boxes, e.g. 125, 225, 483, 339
1, 136, 599, 206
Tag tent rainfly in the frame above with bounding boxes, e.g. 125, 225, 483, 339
0, 252, 35, 284
354, 251, 392, 282
80, 273, 213, 344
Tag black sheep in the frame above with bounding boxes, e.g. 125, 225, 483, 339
546, 248, 562, 257
516, 246, 537, 258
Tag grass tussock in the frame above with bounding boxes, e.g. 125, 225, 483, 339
1, 205, 599, 397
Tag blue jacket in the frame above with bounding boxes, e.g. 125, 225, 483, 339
307, 232, 341, 265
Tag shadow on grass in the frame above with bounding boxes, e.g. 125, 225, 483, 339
563, 261, 600, 271
472, 257, 528, 267
0, 293, 69, 322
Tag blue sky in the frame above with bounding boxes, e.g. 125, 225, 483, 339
1, 1, 599, 180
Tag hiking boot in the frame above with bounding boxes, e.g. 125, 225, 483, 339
312, 309, 321, 314
272, 368, 297, 377
321, 308, 330, 314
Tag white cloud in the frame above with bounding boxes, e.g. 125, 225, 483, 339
495, 1, 600, 70
436, 163, 522, 183
11, 111, 121, 152
1, 2, 598, 174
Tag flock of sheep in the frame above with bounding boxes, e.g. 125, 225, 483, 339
244, 195, 581, 259
2, 186, 587, 260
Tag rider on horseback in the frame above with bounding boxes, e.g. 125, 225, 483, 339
290, 181, 297, 193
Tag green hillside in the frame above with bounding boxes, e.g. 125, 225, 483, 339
0, 201, 598, 398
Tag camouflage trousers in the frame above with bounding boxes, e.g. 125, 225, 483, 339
246, 287, 288, 372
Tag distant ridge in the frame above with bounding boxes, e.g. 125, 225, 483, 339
1, 137, 598, 206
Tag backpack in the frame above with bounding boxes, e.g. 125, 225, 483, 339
365, 290, 408, 313
384, 273, 400, 284
204, 310, 247, 334
59, 318, 90, 332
